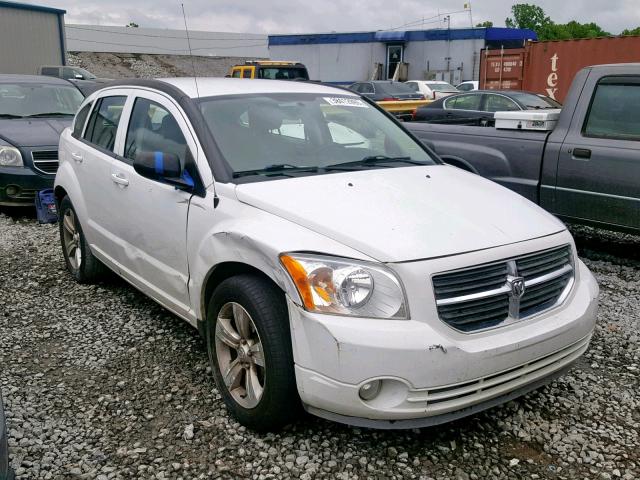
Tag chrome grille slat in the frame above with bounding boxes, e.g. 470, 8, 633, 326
432, 245, 573, 332
31, 150, 59, 175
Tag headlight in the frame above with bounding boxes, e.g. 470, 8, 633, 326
280, 253, 408, 319
0, 146, 23, 167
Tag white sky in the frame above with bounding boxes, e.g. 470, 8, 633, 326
31, 0, 640, 35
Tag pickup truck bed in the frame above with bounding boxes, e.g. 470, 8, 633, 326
406, 63, 640, 234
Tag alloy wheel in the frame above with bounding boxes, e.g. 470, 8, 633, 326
62, 209, 82, 270
215, 302, 265, 408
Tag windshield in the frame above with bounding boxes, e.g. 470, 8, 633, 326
198, 93, 436, 180
258, 67, 309, 80
0, 83, 84, 117
427, 83, 458, 92
509, 92, 562, 109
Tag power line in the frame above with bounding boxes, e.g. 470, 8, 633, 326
388, 9, 470, 31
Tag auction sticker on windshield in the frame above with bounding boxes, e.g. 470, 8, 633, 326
323, 97, 369, 108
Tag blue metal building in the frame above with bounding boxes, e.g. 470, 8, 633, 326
269, 27, 537, 84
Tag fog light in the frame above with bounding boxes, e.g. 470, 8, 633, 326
358, 380, 382, 401
5, 185, 20, 197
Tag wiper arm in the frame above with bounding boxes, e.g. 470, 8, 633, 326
0, 113, 24, 119
233, 164, 319, 178
325, 156, 429, 170
25, 112, 74, 118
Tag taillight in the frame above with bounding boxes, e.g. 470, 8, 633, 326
411, 108, 417, 121
432, 92, 436, 99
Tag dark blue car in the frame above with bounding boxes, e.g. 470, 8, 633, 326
0, 75, 83, 206
0, 392, 13, 480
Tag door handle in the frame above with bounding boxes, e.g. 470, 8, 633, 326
71, 152, 83, 163
572, 148, 591, 159
111, 173, 129, 186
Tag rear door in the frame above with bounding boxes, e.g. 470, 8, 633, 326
108, 90, 200, 316
555, 76, 640, 231
78, 91, 129, 260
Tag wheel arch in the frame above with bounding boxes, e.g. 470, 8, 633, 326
439, 155, 479, 174
198, 261, 285, 337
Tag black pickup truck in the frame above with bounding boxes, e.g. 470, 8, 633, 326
407, 64, 640, 234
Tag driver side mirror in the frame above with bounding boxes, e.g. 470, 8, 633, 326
133, 151, 193, 190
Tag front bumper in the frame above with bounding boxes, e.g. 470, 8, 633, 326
0, 166, 53, 206
289, 246, 599, 428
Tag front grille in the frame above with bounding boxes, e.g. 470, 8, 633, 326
432, 245, 574, 332
31, 150, 59, 175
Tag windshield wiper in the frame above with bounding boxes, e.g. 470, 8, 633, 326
233, 164, 319, 178
325, 156, 429, 170
25, 112, 74, 118
0, 113, 24, 119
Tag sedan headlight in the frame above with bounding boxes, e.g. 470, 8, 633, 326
280, 253, 408, 319
0, 146, 23, 167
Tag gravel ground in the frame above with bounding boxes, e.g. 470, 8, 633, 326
0, 211, 638, 480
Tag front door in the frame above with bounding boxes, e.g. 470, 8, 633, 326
109, 92, 199, 317
555, 76, 640, 231
386, 45, 403, 80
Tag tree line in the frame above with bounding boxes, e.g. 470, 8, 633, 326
476, 3, 640, 40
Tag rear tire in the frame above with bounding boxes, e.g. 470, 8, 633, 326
205, 274, 300, 431
58, 196, 106, 284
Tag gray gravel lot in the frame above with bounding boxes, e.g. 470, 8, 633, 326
0, 211, 638, 480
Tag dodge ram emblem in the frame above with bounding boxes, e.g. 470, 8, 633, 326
509, 277, 526, 299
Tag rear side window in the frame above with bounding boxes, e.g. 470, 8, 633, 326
583, 78, 640, 141
72, 102, 92, 139
406, 82, 419, 92
242, 68, 252, 79
231, 69, 241, 78
124, 98, 189, 164
446, 94, 481, 110
62, 67, 77, 79
485, 95, 520, 112
83, 96, 127, 152
41, 67, 59, 77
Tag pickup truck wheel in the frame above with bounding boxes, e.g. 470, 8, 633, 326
58, 196, 106, 284
205, 274, 299, 431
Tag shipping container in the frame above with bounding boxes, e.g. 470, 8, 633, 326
479, 36, 640, 103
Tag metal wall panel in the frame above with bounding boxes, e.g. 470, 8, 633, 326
0, 6, 64, 74
66, 25, 269, 58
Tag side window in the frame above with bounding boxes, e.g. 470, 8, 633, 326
446, 94, 481, 110
41, 67, 59, 77
62, 67, 77, 79
361, 83, 374, 94
124, 98, 189, 165
583, 79, 640, 140
485, 95, 520, 112
406, 82, 419, 92
231, 68, 241, 78
72, 102, 92, 139
242, 68, 252, 79
350, 83, 362, 93
83, 96, 127, 152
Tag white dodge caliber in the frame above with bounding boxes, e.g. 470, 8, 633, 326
54, 78, 598, 431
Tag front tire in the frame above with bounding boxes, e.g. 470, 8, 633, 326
58, 196, 106, 284
205, 274, 299, 431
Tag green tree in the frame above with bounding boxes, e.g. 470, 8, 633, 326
126, 22, 139, 28
505, 4, 551, 32
476, 21, 493, 28
622, 27, 640, 35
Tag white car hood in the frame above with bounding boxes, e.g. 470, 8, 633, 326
235, 165, 566, 263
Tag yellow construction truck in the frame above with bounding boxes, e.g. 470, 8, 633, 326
228, 61, 310, 80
